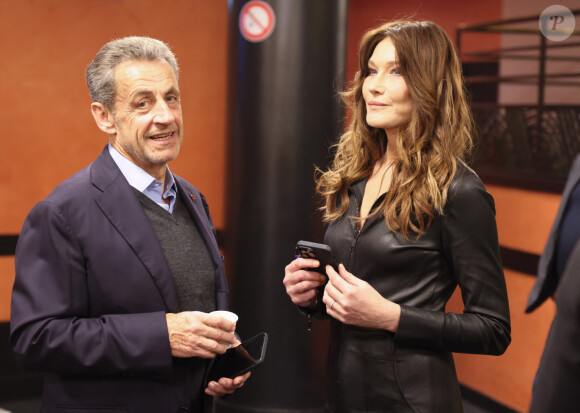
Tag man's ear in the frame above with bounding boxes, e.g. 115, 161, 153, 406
91, 102, 116, 135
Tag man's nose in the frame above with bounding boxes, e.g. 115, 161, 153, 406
152, 100, 176, 124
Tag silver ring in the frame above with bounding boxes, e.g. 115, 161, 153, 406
330, 300, 336, 310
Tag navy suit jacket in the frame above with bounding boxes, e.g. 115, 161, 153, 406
526, 154, 580, 313
530, 222, 580, 412
10, 146, 229, 412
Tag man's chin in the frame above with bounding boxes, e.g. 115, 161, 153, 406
147, 146, 180, 163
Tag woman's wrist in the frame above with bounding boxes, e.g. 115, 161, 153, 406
389, 303, 401, 332
380, 301, 401, 332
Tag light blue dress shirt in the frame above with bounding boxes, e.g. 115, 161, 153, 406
108, 144, 177, 213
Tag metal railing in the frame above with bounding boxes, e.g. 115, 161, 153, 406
457, 10, 580, 192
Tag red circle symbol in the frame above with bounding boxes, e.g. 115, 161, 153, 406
239, 1, 276, 43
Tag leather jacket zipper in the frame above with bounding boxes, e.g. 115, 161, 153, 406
335, 196, 363, 382
349, 228, 361, 268
349, 197, 363, 268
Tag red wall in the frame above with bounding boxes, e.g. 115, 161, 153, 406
346, 0, 504, 82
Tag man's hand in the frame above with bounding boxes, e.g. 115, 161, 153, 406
205, 371, 251, 397
166, 311, 236, 358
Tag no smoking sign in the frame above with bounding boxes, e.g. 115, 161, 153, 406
239, 1, 276, 43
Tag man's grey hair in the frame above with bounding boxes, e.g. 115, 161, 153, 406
86, 36, 179, 110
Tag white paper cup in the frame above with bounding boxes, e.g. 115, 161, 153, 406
209, 310, 238, 324
209, 311, 238, 349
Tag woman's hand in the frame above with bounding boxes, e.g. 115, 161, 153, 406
283, 258, 327, 308
323, 264, 401, 332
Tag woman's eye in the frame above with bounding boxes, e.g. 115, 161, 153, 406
392, 68, 401, 75
367, 68, 377, 76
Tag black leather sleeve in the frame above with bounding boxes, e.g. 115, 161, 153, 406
395, 171, 511, 355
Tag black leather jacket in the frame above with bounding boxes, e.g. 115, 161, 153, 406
320, 164, 511, 413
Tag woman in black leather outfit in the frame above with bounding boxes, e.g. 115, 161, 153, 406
283, 20, 511, 413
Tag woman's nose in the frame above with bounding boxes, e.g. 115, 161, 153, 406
368, 77, 385, 95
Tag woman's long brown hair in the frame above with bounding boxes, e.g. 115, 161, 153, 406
317, 20, 474, 239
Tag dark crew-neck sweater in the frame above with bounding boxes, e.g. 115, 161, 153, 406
133, 188, 216, 313
133, 188, 216, 409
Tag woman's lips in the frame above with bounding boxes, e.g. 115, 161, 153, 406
367, 101, 387, 108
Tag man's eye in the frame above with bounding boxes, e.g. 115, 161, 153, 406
137, 101, 148, 108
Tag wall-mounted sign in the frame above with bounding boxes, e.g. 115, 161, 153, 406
239, 1, 276, 43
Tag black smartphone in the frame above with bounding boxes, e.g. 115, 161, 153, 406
295, 240, 337, 274
206, 332, 268, 383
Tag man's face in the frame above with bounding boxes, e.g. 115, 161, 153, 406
109, 59, 183, 178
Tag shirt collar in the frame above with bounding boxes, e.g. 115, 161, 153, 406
108, 144, 176, 194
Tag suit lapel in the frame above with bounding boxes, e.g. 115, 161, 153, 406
529, 154, 580, 311
90, 148, 180, 312
560, 155, 580, 209
542, 154, 580, 267
175, 178, 221, 266
175, 177, 230, 310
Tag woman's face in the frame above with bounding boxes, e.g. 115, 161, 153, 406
362, 37, 413, 136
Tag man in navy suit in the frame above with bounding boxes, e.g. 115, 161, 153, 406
526, 154, 580, 412
10, 36, 249, 413
526, 155, 580, 313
